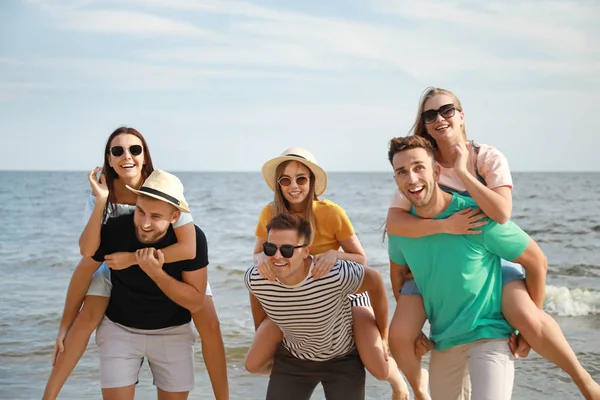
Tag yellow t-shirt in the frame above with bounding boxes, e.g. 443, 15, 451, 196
255, 200, 355, 255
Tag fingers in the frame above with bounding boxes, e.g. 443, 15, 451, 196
88, 167, 101, 182
156, 249, 165, 265
99, 173, 106, 185
257, 262, 276, 282
51, 345, 58, 366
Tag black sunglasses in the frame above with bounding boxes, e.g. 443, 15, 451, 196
421, 104, 457, 124
278, 175, 309, 187
263, 242, 307, 258
109, 145, 143, 157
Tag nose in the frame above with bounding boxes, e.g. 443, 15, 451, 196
407, 170, 419, 183
435, 112, 445, 122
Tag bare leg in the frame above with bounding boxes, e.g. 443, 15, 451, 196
244, 318, 282, 375
503, 281, 600, 400
157, 387, 190, 400
352, 305, 409, 400
101, 385, 135, 400
191, 296, 229, 400
388, 296, 430, 400
43, 296, 109, 400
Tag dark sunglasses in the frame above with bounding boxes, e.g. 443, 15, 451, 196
278, 175, 309, 187
422, 104, 457, 124
263, 242, 307, 258
109, 145, 143, 157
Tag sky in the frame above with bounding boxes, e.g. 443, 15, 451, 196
0, 0, 599, 172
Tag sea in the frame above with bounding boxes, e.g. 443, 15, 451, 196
0, 171, 599, 399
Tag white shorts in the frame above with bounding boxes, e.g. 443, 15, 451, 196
95, 317, 198, 391
87, 263, 213, 297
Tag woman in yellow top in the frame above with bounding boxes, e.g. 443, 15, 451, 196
245, 147, 409, 399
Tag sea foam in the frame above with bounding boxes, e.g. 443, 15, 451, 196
544, 285, 600, 316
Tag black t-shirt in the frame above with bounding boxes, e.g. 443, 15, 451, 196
92, 213, 208, 330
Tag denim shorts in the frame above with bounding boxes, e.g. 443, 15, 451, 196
400, 260, 526, 296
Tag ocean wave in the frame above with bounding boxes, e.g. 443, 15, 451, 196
544, 285, 600, 317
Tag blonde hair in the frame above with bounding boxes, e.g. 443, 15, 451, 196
411, 87, 466, 148
272, 160, 318, 244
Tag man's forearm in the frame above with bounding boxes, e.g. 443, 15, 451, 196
368, 285, 389, 339
151, 271, 205, 313
525, 268, 546, 309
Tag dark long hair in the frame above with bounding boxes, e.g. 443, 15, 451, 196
102, 127, 154, 219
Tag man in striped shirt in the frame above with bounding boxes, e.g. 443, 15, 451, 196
245, 213, 389, 400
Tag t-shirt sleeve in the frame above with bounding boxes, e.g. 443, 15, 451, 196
328, 203, 355, 242
477, 145, 513, 189
482, 221, 530, 261
180, 226, 209, 271
387, 235, 407, 265
337, 260, 365, 295
389, 188, 411, 210
244, 265, 257, 292
173, 211, 193, 228
255, 205, 273, 241
92, 218, 118, 262
83, 195, 95, 225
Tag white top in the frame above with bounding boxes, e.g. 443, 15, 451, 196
245, 259, 365, 361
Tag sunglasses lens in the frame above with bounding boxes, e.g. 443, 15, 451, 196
110, 146, 124, 157
296, 176, 309, 186
130, 145, 143, 156
263, 243, 277, 256
422, 110, 438, 124
440, 106, 455, 119
278, 177, 292, 187
279, 245, 295, 258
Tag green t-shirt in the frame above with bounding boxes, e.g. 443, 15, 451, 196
388, 193, 530, 350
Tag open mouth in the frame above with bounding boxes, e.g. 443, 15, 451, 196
120, 163, 136, 169
435, 124, 449, 132
408, 185, 425, 196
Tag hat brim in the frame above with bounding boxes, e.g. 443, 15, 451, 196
261, 155, 328, 196
126, 186, 191, 213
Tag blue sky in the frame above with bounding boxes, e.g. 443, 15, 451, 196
1, 0, 598, 172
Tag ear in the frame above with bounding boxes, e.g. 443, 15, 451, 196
303, 245, 311, 258
433, 161, 441, 182
171, 210, 181, 224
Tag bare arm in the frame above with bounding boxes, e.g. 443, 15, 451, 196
457, 173, 512, 224
162, 221, 196, 262
79, 197, 107, 257
249, 292, 268, 331
58, 257, 103, 334
512, 238, 548, 309
332, 234, 367, 265
355, 267, 388, 340
390, 259, 410, 302
253, 236, 266, 264
387, 207, 449, 238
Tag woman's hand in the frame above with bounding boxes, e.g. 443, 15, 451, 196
51, 330, 66, 366
88, 167, 109, 199
312, 250, 338, 279
451, 141, 470, 176
104, 252, 136, 270
256, 253, 277, 282
444, 207, 488, 235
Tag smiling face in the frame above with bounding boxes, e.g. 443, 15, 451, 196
393, 147, 440, 209
266, 228, 310, 284
133, 195, 180, 244
278, 161, 311, 209
423, 94, 465, 142
108, 133, 145, 180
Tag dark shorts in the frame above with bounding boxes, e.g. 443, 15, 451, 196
266, 345, 365, 400
400, 260, 526, 296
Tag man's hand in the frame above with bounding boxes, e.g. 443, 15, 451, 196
104, 252, 136, 270
509, 332, 531, 359
136, 248, 165, 278
415, 331, 434, 356
312, 250, 337, 279
52, 331, 66, 366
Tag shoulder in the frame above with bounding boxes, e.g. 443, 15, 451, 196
473, 142, 509, 164
314, 200, 347, 217
450, 192, 478, 211
259, 203, 274, 218
334, 259, 364, 275
104, 213, 134, 230
244, 265, 262, 287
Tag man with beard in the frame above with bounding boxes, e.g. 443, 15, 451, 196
90, 169, 209, 400
386, 136, 548, 400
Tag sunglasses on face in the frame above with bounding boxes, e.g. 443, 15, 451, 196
278, 175, 309, 187
109, 145, 143, 157
422, 104, 457, 124
263, 242, 307, 258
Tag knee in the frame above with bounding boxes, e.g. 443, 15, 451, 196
244, 354, 266, 374
505, 306, 544, 335
365, 362, 389, 381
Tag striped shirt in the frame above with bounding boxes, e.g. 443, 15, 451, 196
245, 259, 365, 361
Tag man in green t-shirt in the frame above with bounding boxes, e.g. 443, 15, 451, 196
385, 136, 548, 400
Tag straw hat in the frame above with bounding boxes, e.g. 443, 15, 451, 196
261, 147, 328, 196
126, 169, 191, 213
